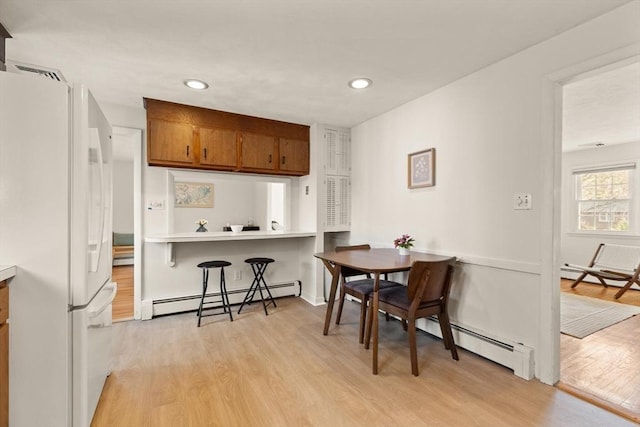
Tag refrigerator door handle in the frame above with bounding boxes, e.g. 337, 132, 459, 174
88, 127, 106, 272
88, 283, 117, 319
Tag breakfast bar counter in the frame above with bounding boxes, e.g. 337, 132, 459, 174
145, 231, 316, 266
145, 230, 316, 243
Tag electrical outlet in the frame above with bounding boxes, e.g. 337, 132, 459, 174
514, 193, 532, 210
234, 270, 242, 281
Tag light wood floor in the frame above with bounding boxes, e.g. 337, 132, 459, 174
559, 279, 640, 423
93, 295, 636, 426
111, 265, 134, 322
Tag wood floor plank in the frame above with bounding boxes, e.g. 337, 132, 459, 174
111, 265, 134, 321
560, 279, 640, 422
92, 296, 635, 426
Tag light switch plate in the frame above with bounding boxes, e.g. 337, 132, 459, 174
147, 200, 165, 210
514, 193, 532, 210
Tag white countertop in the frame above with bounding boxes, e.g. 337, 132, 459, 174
0, 265, 17, 282
145, 230, 316, 243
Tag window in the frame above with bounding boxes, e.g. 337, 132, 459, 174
573, 163, 636, 233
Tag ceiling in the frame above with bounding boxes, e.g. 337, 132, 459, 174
563, 60, 640, 152
0, 0, 633, 131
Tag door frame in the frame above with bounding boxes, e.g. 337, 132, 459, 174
540, 44, 640, 384
112, 126, 143, 319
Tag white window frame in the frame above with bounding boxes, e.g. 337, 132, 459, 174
571, 161, 639, 236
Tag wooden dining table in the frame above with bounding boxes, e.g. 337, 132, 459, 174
314, 247, 453, 374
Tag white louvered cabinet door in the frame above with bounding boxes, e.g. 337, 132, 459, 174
326, 177, 337, 229
325, 176, 350, 231
336, 130, 350, 176
325, 129, 350, 176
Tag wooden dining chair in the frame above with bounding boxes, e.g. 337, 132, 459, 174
334, 244, 402, 344
366, 258, 458, 376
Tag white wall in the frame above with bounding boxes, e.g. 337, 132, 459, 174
349, 2, 640, 383
169, 173, 259, 233
112, 160, 134, 233
561, 141, 640, 282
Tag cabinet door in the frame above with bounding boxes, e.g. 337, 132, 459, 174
279, 138, 309, 176
240, 132, 276, 171
325, 176, 350, 231
147, 119, 194, 166
325, 129, 350, 176
199, 127, 238, 169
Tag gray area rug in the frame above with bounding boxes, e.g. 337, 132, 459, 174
560, 293, 640, 339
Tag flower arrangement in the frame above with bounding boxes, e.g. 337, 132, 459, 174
393, 234, 414, 249
195, 219, 208, 232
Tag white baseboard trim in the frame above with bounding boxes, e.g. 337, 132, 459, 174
356, 296, 536, 380
417, 317, 535, 380
113, 258, 133, 266
149, 280, 301, 317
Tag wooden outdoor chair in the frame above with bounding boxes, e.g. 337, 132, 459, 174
334, 244, 402, 343
564, 243, 640, 299
365, 258, 458, 376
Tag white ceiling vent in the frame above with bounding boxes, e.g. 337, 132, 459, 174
6, 60, 66, 82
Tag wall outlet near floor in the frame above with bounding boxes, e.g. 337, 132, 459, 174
513, 193, 532, 210
234, 270, 242, 281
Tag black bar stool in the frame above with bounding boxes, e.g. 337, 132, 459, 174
238, 257, 277, 315
197, 260, 233, 326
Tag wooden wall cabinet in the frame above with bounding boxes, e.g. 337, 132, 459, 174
147, 119, 195, 166
0, 280, 8, 427
239, 132, 276, 172
144, 99, 310, 177
199, 127, 238, 170
279, 138, 310, 175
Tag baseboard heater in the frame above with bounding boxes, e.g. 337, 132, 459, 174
148, 280, 301, 317
418, 316, 534, 380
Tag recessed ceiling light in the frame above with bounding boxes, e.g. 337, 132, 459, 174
184, 79, 209, 90
349, 78, 372, 89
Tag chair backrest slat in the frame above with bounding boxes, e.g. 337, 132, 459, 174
407, 258, 456, 303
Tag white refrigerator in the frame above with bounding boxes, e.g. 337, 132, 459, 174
0, 71, 115, 426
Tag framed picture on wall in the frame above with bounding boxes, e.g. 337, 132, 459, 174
408, 148, 435, 188
174, 182, 214, 207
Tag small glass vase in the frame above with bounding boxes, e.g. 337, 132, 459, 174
398, 247, 410, 256
196, 225, 207, 232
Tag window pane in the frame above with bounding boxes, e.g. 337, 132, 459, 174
595, 184, 610, 198
612, 182, 629, 198
594, 202, 611, 230
612, 212, 629, 231
575, 168, 633, 232
596, 174, 612, 186
580, 185, 596, 200
578, 201, 595, 230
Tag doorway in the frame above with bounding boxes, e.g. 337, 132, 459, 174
557, 58, 640, 421
111, 126, 142, 321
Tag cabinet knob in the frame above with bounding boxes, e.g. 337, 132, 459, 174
203, 148, 207, 159
186, 145, 190, 157
282, 156, 286, 165
268, 154, 272, 163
